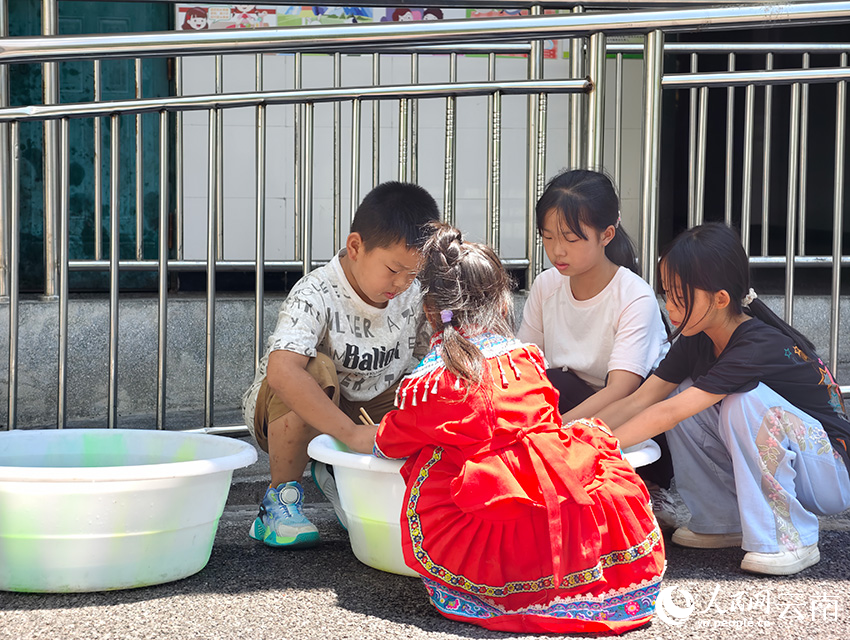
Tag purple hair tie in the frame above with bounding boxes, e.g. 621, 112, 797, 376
440, 309, 453, 325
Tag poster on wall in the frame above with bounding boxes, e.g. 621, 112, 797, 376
273, 6, 470, 25
467, 9, 559, 59
173, 5, 560, 57
174, 5, 469, 28
176, 4, 281, 29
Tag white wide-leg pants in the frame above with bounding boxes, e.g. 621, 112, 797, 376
666, 380, 850, 553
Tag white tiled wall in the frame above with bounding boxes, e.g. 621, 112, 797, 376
179, 51, 645, 266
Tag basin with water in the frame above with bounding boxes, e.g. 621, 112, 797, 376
0, 428, 257, 593
308, 434, 660, 577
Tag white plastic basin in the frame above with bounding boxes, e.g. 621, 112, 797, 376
308, 434, 417, 577
0, 428, 257, 593
308, 434, 660, 577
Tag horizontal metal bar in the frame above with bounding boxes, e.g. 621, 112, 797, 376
180, 425, 251, 436
0, 78, 588, 122
749, 256, 850, 267
59, 256, 850, 273
2, 2, 849, 64
352, 43, 534, 54
78, 0, 832, 7
65, 258, 533, 272
609, 42, 850, 54
663, 66, 850, 89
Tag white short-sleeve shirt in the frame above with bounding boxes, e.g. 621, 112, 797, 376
517, 266, 669, 390
241, 252, 425, 429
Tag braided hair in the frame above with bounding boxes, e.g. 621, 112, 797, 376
419, 222, 515, 387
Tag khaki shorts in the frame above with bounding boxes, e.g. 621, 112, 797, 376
253, 352, 399, 453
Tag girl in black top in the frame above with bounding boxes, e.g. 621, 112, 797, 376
598, 223, 850, 576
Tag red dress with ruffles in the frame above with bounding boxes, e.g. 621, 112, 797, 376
374, 332, 665, 634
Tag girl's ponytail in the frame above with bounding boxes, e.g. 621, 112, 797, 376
440, 317, 486, 386
605, 226, 640, 275
536, 169, 640, 274
746, 298, 817, 357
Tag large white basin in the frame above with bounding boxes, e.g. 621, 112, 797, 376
308, 434, 660, 577
0, 428, 257, 592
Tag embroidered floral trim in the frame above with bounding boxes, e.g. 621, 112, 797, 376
423, 575, 661, 623
406, 447, 663, 596
755, 406, 835, 550
394, 332, 547, 409
373, 441, 392, 459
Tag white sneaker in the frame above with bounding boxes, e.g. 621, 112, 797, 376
741, 543, 820, 575
311, 461, 348, 530
672, 526, 743, 549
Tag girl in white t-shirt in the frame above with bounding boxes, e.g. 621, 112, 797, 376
517, 169, 671, 487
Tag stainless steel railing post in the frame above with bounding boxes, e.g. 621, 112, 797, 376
784, 82, 802, 323
108, 114, 120, 428
204, 108, 218, 428
761, 53, 774, 257
135, 58, 144, 260
41, 0, 59, 299
830, 53, 846, 374
799, 52, 810, 255
640, 30, 664, 288
526, 5, 544, 283
253, 54, 266, 374
486, 52, 501, 253
157, 109, 169, 429
443, 52, 458, 225
586, 31, 606, 169
741, 83, 755, 254
333, 52, 342, 252
724, 53, 735, 226
0, 0, 9, 301
57, 117, 69, 428
6, 122, 19, 430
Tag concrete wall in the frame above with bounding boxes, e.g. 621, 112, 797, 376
1, 293, 847, 429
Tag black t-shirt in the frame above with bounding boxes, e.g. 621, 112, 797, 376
654, 317, 850, 475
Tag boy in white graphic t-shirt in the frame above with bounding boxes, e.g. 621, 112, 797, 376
242, 181, 440, 548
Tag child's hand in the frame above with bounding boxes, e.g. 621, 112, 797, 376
344, 424, 378, 454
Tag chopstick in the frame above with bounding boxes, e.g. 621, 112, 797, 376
359, 407, 376, 426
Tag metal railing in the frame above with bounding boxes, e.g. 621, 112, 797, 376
1, 1, 849, 430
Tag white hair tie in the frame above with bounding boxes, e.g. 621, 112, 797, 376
742, 288, 758, 307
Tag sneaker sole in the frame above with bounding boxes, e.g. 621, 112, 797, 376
741, 547, 820, 576
311, 462, 348, 531
248, 517, 320, 549
671, 530, 743, 549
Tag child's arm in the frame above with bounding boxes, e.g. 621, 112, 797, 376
561, 369, 643, 423
516, 278, 545, 347
592, 374, 676, 433
266, 350, 377, 454
607, 383, 726, 449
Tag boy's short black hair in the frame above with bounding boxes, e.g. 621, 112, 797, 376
350, 181, 440, 250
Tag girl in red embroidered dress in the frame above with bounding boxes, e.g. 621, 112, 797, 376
374, 223, 665, 634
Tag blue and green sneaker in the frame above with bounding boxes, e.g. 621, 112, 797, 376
248, 481, 319, 548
